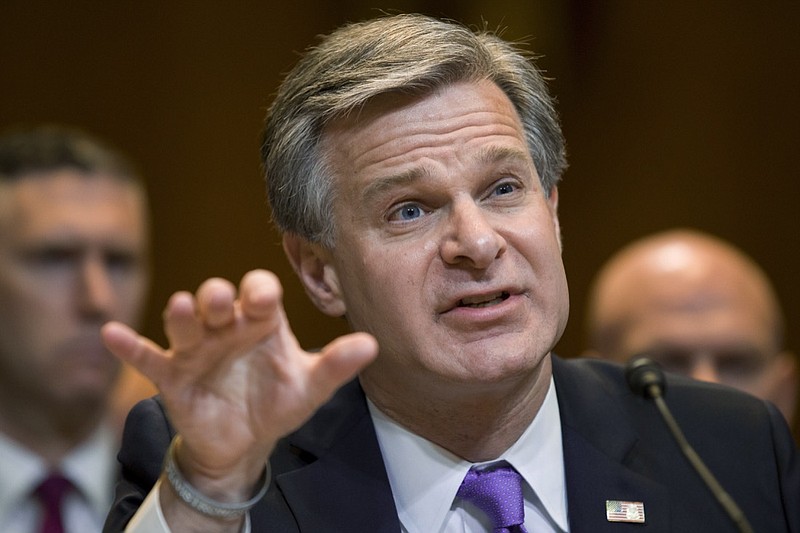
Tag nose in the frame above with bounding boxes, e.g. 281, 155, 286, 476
78, 254, 115, 319
688, 354, 721, 384
440, 199, 506, 269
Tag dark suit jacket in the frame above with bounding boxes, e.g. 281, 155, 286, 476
105, 356, 800, 532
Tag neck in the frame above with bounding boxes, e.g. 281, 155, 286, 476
0, 395, 104, 465
363, 356, 552, 462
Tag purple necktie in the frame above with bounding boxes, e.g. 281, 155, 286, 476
34, 472, 72, 533
457, 464, 528, 532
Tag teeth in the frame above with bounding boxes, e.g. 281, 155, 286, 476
464, 298, 503, 308
459, 292, 509, 308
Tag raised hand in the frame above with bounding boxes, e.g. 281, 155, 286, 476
102, 269, 378, 498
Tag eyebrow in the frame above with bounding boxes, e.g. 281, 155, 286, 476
474, 145, 531, 168
360, 145, 532, 205
360, 166, 432, 206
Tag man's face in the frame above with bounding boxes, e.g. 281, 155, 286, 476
0, 170, 149, 412
614, 288, 784, 397
317, 80, 569, 398
604, 245, 786, 398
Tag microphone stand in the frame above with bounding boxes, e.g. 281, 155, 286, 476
626, 358, 754, 533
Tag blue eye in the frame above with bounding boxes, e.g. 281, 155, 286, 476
494, 182, 516, 195
391, 203, 424, 221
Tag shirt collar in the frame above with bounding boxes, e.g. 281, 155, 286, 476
368, 376, 567, 532
0, 424, 118, 521
0, 431, 46, 525
61, 424, 118, 513
505, 378, 568, 530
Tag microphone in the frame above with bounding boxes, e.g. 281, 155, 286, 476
625, 357, 754, 533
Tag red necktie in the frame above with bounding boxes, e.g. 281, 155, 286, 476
34, 472, 72, 533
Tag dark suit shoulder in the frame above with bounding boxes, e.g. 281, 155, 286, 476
552, 355, 799, 532
105, 380, 398, 532
553, 355, 778, 431
104, 396, 174, 532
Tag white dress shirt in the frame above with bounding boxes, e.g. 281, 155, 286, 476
128, 378, 569, 533
369, 376, 569, 532
0, 425, 118, 533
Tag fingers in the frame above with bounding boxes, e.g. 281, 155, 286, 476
196, 278, 237, 328
161, 291, 201, 351
164, 271, 283, 352
239, 269, 282, 321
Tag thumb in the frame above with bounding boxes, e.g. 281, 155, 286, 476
102, 321, 168, 385
310, 332, 378, 396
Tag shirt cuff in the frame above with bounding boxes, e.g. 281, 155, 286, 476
124, 480, 252, 533
124, 480, 170, 532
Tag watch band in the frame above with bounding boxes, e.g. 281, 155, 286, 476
163, 435, 271, 519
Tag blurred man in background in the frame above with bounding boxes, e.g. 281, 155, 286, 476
0, 125, 154, 532
584, 228, 798, 440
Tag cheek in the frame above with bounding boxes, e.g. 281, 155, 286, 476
112, 277, 148, 322
0, 316, 51, 378
0, 285, 59, 328
516, 220, 563, 277
339, 246, 429, 325
359, 257, 414, 302
515, 222, 569, 315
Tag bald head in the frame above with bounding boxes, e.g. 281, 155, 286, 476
585, 229, 797, 423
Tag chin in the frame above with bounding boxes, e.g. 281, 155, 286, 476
56, 367, 117, 400
444, 348, 545, 386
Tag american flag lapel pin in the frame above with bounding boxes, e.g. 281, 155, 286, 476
605, 500, 645, 523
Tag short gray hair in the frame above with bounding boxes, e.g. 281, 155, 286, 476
261, 14, 567, 247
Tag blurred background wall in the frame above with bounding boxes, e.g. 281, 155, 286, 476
3, 0, 797, 359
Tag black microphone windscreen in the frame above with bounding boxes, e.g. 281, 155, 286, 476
625, 356, 666, 399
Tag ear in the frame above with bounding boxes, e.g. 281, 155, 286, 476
282, 233, 346, 317
547, 186, 563, 251
765, 351, 799, 423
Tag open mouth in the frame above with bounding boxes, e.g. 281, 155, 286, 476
457, 291, 510, 308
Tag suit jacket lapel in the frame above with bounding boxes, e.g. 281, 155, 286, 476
269, 359, 676, 532
275, 380, 401, 532
552, 357, 672, 533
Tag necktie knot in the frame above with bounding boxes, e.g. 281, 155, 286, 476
457, 464, 528, 532
34, 472, 72, 533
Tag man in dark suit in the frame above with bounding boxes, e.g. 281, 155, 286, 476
102, 14, 799, 532
0, 124, 153, 532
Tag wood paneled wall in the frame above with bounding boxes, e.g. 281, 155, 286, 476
3, 1, 797, 358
